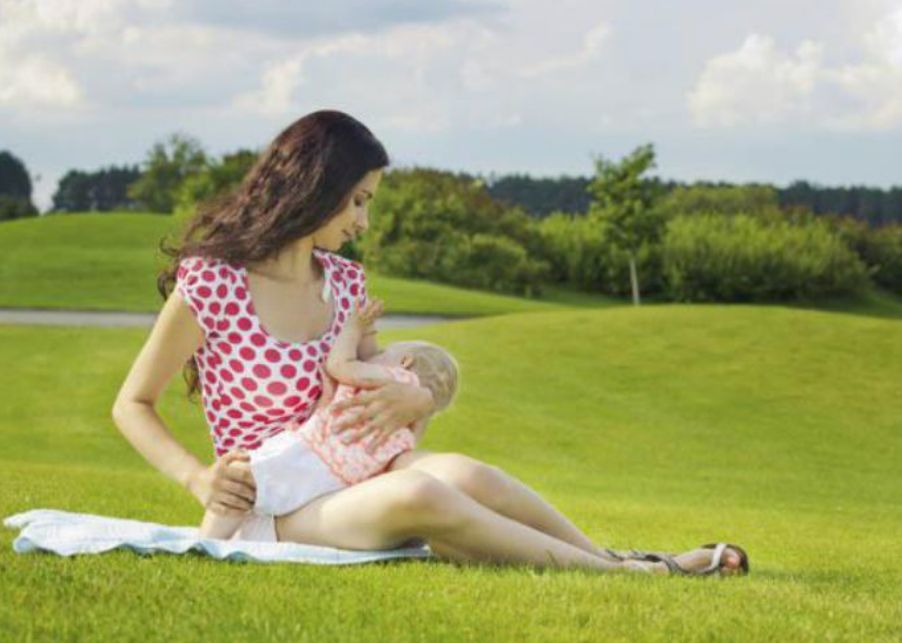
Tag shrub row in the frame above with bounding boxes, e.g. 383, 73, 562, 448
660, 213, 872, 301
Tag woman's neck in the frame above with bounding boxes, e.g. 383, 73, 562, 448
246, 237, 321, 284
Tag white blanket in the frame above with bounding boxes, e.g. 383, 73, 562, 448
3, 508, 434, 565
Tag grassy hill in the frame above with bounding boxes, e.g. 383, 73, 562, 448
2, 212, 901, 319
0, 213, 623, 317
2, 304, 900, 640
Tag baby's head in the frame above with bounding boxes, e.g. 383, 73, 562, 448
371, 340, 459, 414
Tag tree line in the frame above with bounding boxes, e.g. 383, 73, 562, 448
486, 174, 902, 227
1, 135, 900, 303
1, 135, 900, 227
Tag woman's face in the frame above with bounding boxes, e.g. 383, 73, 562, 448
313, 168, 382, 251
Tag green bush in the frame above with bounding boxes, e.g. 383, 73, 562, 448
661, 212, 871, 302
535, 211, 664, 296
360, 168, 548, 296
656, 184, 781, 219
860, 224, 902, 294
815, 214, 902, 295
0, 195, 38, 221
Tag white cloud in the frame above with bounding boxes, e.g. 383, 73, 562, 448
0, 52, 85, 108
686, 34, 823, 128
819, 5, 902, 130
230, 25, 458, 121
460, 59, 493, 91
0, 0, 106, 110
381, 111, 453, 134
516, 21, 611, 77
687, 6, 902, 131
0, 0, 124, 39
862, 4, 902, 65
232, 58, 305, 117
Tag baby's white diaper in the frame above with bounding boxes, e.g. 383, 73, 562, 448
249, 430, 347, 516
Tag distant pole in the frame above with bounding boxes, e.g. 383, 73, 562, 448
629, 253, 641, 305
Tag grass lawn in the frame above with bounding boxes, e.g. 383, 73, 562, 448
0, 212, 624, 317
4, 212, 901, 320
2, 303, 900, 641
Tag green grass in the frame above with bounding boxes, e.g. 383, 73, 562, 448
0, 212, 622, 317
2, 304, 901, 640
3, 212, 901, 322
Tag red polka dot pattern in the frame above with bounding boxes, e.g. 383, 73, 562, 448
175, 249, 368, 459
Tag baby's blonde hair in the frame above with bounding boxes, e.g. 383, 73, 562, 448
402, 341, 460, 414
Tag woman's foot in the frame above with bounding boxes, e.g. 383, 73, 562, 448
627, 546, 745, 576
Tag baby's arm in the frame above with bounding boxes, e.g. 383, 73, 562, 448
326, 297, 394, 385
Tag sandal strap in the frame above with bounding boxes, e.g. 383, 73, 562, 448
702, 541, 751, 574
644, 553, 689, 576
601, 548, 629, 561
698, 542, 728, 574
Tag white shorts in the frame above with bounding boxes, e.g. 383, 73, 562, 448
247, 429, 348, 517
228, 430, 349, 543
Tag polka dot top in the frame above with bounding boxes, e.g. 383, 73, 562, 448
174, 248, 368, 459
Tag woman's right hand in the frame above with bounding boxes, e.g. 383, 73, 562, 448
187, 450, 257, 516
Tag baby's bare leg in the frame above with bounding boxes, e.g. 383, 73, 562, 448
198, 508, 247, 540
198, 459, 255, 540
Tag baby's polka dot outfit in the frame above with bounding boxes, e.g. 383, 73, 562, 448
292, 365, 418, 486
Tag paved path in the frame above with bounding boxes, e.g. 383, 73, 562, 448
0, 308, 454, 331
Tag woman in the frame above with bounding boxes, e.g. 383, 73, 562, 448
111, 109, 748, 577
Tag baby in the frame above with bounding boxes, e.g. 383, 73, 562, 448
198, 296, 459, 541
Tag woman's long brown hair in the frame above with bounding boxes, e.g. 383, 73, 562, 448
156, 109, 390, 402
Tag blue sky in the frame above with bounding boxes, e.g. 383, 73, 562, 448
2, 0, 901, 211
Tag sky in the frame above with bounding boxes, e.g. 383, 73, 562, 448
2, 0, 902, 212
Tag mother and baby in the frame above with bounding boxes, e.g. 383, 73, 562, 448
111, 109, 749, 577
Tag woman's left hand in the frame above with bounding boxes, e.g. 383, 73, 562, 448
330, 380, 434, 449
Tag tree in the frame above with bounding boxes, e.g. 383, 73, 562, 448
357, 167, 549, 295
51, 164, 142, 212
127, 133, 208, 213
586, 143, 665, 305
172, 148, 258, 220
0, 150, 38, 221
0, 150, 33, 199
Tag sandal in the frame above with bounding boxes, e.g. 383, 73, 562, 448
604, 542, 750, 577
601, 547, 660, 562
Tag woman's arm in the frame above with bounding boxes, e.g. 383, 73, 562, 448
410, 416, 431, 446
112, 290, 208, 489
330, 379, 435, 436
112, 289, 256, 514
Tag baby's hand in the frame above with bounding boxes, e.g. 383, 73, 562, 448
350, 296, 384, 330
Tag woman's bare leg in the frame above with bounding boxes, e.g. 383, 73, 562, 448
274, 467, 648, 574
387, 450, 616, 559
385, 450, 745, 574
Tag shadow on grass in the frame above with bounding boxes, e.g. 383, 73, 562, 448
537, 283, 902, 321
756, 286, 902, 322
